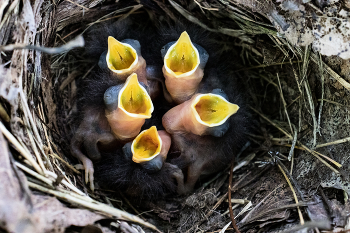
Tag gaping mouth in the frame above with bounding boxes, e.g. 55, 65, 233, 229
164, 31, 200, 77
106, 36, 138, 73
131, 126, 162, 163
191, 94, 239, 127
118, 73, 153, 118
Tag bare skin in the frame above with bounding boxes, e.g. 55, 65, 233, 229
70, 107, 118, 191
169, 132, 232, 194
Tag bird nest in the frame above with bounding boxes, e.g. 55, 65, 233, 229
1, 0, 350, 232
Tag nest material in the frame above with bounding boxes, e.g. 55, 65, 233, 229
0, 0, 350, 232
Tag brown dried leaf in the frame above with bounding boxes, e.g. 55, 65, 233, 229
31, 195, 104, 232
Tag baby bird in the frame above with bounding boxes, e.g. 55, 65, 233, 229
162, 70, 249, 194
161, 31, 209, 104
104, 73, 154, 141
122, 126, 171, 172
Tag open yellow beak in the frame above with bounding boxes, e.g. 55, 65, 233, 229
164, 31, 200, 77
191, 94, 239, 127
131, 126, 162, 163
106, 36, 138, 73
118, 73, 153, 118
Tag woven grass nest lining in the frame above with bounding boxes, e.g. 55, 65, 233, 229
1, 0, 350, 232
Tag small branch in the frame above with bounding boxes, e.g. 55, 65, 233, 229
228, 161, 240, 233
277, 163, 304, 225
281, 221, 331, 233
276, 73, 293, 135
301, 45, 317, 148
288, 125, 297, 161
193, 0, 219, 11
0, 36, 84, 54
317, 53, 325, 135
316, 137, 350, 149
317, 99, 348, 107
47, 153, 80, 174
235, 60, 302, 72
65, 0, 89, 10
281, 144, 342, 168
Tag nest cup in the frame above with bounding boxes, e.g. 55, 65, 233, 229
1, 0, 348, 232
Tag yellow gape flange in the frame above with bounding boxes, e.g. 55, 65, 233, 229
162, 93, 239, 136
163, 31, 202, 104
105, 73, 153, 140
106, 36, 138, 72
119, 73, 153, 118
165, 32, 199, 75
132, 126, 162, 163
192, 94, 239, 127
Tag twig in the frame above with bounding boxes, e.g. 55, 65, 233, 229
311, 52, 350, 91
220, 221, 233, 233
48, 153, 80, 174
16, 162, 53, 188
288, 125, 297, 161
45, 170, 85, 196
317, 99, 349, 107
169, 0, 218, 33
316, 137, 350, 149
62, 27, 81, 40
248, 134, 291, 142
277, 163, 304, 225
24, 123, 46, 173
301, 46, 317, 147
259, 74, 278, 87
317, 53, 324, 135
276, 73, 293, 135
193, 0, 219, 11
235, 60, 302, 72
20, 91, 44, 147
82, 5, 143, 34
282, 144, 342, 168
290, 152, 294, 175
286, 95, 300, 109
222, 204, 240, 216
81, 64, 96, 79
0, 36, 84, 54
16, 161, 84, 196
281, 221, 331, 233
250, 106, 290, 136
65, 0, 89, 11
298, 95, 302, 132
38, 104, 54, 170
228, 161, 240, 233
